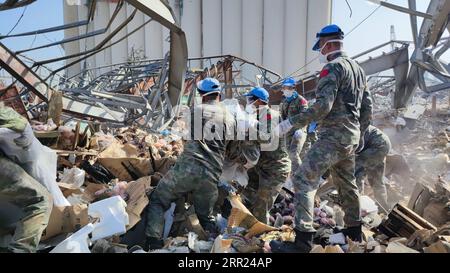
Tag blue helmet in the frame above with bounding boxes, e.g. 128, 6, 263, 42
312, 24, 344, 51
282, 77, 296, 87
245, 87, 269, 103
197, 77, 221, 94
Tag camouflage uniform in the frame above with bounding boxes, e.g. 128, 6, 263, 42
355, 125, 391, 210
244, 107, 291, 223
301, 122, 319, 159
289, 52, 373, 232
225, 140, 260, 169
280, 93, 309, 173
145, 103, 235, 239
0, 155, 52, 253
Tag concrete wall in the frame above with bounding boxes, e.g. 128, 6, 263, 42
63, 0, 331, 78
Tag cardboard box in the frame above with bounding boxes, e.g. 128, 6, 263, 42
125, 176, 152, 229
40, 204, 89, 241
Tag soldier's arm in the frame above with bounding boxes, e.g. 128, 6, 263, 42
240, 141, 260, 168
359, 84, 373, 136
289, 64, 341, 128
291, 95, 309, 131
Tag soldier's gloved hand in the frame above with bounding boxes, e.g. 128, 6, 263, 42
277, 119, 293, 137
294, 129, 303, 140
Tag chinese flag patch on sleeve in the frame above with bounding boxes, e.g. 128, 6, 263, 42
300, 98, 308, 106
319, 69, 329, 78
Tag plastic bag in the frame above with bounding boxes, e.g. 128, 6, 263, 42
0, 125, 70, 206
59, 167, 86, 188
163, 202, 176, 240
360, 195, 378, 216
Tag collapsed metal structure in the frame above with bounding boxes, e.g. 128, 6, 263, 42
0, 0, 281, 130
0, 0, 188, 128
357, 0, 450, 109
0, 0, 449, 130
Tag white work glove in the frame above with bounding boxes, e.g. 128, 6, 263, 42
277, 119, 293, 137
294, 129, 303, 140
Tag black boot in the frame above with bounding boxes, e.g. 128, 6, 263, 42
342, 225, 362, 242
144, 237, 164, 251
269, 229, 314, 253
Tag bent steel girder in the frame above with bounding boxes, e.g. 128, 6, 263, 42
125, 0, 188, 108
0, 41, 126, 122
0, 0, 36, 11
358, 45, 410, 109
14, 1, 124, 54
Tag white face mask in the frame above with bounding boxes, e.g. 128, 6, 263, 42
318, 39, 344, 64
282, 90, 294, 98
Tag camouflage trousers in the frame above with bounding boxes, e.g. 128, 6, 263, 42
145, 159, 219, 239
0, 156, 52, 253
244, 159, 290, 224
355, 145, 390, 210
300, 132, 318, 160
287, 130, 307, 174
292, 139, 361, 232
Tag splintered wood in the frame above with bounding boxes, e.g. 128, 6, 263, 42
379, 204, 437, 238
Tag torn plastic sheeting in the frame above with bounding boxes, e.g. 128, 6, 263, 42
329, 232, 346, 245
360, 195, 378, 215
0, 125, 70, 206
188, 232, 213, 253
163, 202, 176, 240
59, 167, 85, 189
88, 196, 129, 241
50, 223, 94, 253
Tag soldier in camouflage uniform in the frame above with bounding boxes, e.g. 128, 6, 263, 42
280, 78, 309, 173
0, 104, 52, 253
0, 156, 52, 253
272, 24, 373, 252
241, 87, 291, 224
145, 78, 236, 250
355, 125, 391, 210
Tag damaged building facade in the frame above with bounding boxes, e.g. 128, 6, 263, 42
0, 0, 449, 254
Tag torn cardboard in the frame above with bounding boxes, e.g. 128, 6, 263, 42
41, 204, 89, 241
125, 176, 153, 229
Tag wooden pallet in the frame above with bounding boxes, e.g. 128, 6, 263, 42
379, 203, 437, 238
